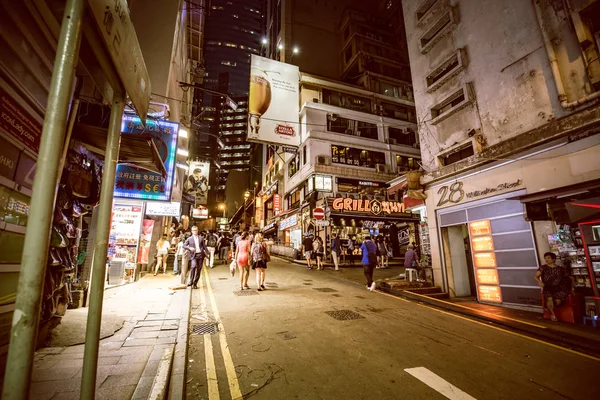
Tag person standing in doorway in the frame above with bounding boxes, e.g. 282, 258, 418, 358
303, 234, 314, 269
184, 226, 207, 289
360, 236, 378, 291
331, 233, 341, 271
206, 230, 218, 268
235, 231, 252, 290
154, 235, 170, 275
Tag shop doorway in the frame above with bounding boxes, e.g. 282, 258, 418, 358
442, 224, 476, 297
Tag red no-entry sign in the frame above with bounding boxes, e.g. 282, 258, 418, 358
313, 207, 325, 220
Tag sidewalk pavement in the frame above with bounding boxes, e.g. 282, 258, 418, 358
27, 274, 191, 400
278, 255, 600, 358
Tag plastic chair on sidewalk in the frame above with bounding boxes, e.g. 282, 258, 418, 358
399, 268, 418, 282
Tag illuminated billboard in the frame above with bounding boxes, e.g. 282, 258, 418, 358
114, 115, 179, 201
184, 161, 210, 206
247, 55, 300, 147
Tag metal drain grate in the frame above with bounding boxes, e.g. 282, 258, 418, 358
233, 290, 259, 296
325, 310, 364, 321
276, 331, 297, 340
192, 323, 219, 335
313, 288, 338, 292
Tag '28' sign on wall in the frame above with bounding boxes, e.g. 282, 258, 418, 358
436, 182, 465, 207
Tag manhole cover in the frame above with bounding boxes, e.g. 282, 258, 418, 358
325, 310, 364, 321
233, 290, 259, 296
303, 282, 312, 286
192, 323, 218, 335
313, 288, 338, 292
276, 331, 297, 340
331, 294, 342, 297
218, 278, 228, 280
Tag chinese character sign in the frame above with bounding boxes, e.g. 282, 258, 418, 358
113, 115, 179, 201
185, 161, 210, 206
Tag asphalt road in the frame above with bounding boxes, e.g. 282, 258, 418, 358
186, 257, 599, 400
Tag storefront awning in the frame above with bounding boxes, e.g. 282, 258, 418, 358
566, 197, 600, 223
74, 123, 167, 177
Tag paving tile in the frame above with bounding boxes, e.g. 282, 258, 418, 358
99, 347, 152, 358
32, 367, 80, 382
122, 338, 157, 347
98, 356, 121, 365
129, 330, 160, 339
156, 337, 177, 345
61, 344, 85, 354
117, 352, 151, 364
131, 376, 155, 399
99, 371, 143, 389
34, 359, 60, 369
95, 384, 137, 400
131, 326, 163, 332
157, 330, 177, 338
50, 391, 79, 400
29, 390, 55, 400
144, 314, 166, 320
135, 320, 163, 327
30, 378, 81, 395
141, 360, 161, 377
168, 374, 184, 400
44, 352, 85, 361
52, 358, 84, 369
37, 347, 65, 355
74, 362, 146, 378
99, 342, 123, 351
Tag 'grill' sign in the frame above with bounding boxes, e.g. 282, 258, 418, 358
331, 198, 405, 216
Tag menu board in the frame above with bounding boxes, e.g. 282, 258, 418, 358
469, 219, 502, 303
109, 204, 143, 263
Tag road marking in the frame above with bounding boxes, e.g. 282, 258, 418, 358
405, 367, 477, 400
198, 278, 220, 399
378, 290, 600, 362
203, 267, 244, 399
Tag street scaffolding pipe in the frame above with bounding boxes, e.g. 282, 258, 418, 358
1, 0, 85, 398
80, 93, 125, 399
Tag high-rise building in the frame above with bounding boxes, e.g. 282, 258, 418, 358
195, 0, 266, 213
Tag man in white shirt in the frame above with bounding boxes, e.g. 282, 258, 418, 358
183, 226, 207, 289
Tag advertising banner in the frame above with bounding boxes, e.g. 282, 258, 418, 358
184, 161, 210, 206
145, 201, 181, 217
247, 55, 300, 147
0, 86, 42, 154
138, 219, 155, 265
114, 115, 179, 201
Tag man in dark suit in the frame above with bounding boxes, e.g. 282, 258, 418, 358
183, 226, 207, 289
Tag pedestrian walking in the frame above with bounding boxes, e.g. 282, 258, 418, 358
251, 233, 269, 291
206, 230, 218, 268
154, 235, 170, 275
331, 233, 341, 271
180, 232, 191, 285
303, 235, 314, 269
347, 236, 356, 265
183, 226, 207, 289
234, 231, 252, 290
360, 236, 378, 291
378, 235, 389, 269
313, 236, 324, 270
173, 234, 184, 275
218, 234, 231, 262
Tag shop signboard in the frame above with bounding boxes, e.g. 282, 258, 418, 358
109, 204, 143, 263
0, 139, 20, 180
433, 177, 523, 209
185, 161, 210, 206
138, 219, 155, 264
469, 219, 502, 303
315, 220, 329, 227
86, 0, 150, 121
145, 201, 181, 217
263, 221, 277, 232
192, 206, 209, 219
280, 215, 298, 230
247, 55, 300, 147
0, 86, 42, 154
274, 194, 280, 215
330, 197, 406, 216
114, 115, 179, 201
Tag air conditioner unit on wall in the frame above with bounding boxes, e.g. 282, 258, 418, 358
315, 155, 331, 166
375, 163, 388, 173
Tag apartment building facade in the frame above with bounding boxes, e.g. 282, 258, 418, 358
403, 0, 600, 308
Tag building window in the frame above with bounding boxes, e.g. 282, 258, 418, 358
288, 155, 300, 178
426, 49, 466, 92
419, 10, 455, 54
331, 145, 385, 168
389, 127, 417, 146
439, 144, 474, 166
322, 89, 372, 114
287, 189, 301, 209
327, 116, 378, 140
430, 84, 472, 124
380, 102, 416, 123
416, 0, 439, 24
396, 155, 420, 173
303, 146, 307, 165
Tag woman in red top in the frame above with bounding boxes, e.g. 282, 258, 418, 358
235, 231, 252, 290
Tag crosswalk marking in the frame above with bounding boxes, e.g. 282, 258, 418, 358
404, 367, 477, 400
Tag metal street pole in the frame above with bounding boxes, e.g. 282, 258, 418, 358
80, 93, 125, 399
2, 1, 85, 398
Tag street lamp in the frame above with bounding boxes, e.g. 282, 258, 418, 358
290, 46, 299, 64
218, 203, 226, 218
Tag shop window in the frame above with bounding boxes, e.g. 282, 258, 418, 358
287, 189, 301, 209
439, 143, 474, 166
327, 116, 378, 140
331, 145, 385, 169
288, 156, 300, 178
0, 185, 30, 227
396, 155, 420, 173
430, 85, 472, 124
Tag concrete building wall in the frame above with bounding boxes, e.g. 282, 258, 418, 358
401, 0, 598, 174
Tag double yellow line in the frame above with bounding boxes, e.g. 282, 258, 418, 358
198, 267, 243, 399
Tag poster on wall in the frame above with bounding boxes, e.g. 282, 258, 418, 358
247, 55, 300, 147
138, 219, 155, 264
108, 204, 143, 263
184, 161, 210, 206
114, 115, 179, 201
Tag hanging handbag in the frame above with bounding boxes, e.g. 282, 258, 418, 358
69, 155, 93, 198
